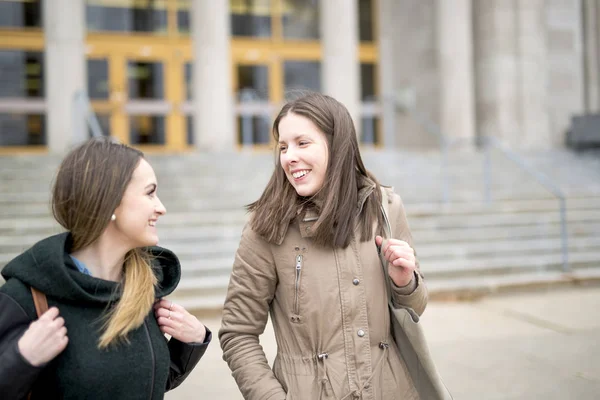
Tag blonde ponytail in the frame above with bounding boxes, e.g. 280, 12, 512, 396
98, 249, 157, 348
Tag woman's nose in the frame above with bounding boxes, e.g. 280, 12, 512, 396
155, 197, 167, 215
282, 147, 298, 164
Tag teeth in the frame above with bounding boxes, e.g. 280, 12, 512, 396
149, 221, 156, 227
292, 170, 309, 179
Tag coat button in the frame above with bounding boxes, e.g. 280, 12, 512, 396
357, 329, 365, 337
352, 278, 360, 285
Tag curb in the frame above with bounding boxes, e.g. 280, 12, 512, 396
427, 270, 600, 302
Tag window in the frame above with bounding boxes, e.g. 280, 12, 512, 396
0, 0, 43, 28
86, 0, 168, 34
282, 0, 319, 40
87, 59, 109, 100
230, 0, 271, 37
358, 0, 374, 42
284, 61, 321, 94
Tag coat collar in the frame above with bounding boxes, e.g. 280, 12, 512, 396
273, 175, 377, 245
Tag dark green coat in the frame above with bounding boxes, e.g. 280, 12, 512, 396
0, 233, 211, 400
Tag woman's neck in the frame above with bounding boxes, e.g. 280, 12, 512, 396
70, 236, 128, 282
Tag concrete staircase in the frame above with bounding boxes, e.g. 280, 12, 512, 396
1, 148, 600, 309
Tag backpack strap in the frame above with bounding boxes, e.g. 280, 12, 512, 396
30, 287, 48, 317
379, 186, 392, 239
27, 287, 48, 400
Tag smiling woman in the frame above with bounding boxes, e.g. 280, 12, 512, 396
0, 137, 211, 399
277, 112, 329, 197
220, 92, 430, 400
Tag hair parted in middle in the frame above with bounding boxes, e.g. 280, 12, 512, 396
248, 91, 385, 248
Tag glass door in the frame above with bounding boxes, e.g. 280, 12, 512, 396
87, 41, 189, 151
125, 57, 170, 146
233, 60, 279, 149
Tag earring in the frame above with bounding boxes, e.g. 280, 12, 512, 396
111, 214, 116, 221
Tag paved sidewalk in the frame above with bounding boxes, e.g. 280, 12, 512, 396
166, 286, 600, 400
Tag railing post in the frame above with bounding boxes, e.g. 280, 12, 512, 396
483, 136, 492, 204
383, 95, 396, 148
72, 91, 104, 139
239, 89, 254, 149
441, 136, 449, 204
559, 198, 570, 272
72, 91, 84, 141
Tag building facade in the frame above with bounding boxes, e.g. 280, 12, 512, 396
0, 0, 594, 154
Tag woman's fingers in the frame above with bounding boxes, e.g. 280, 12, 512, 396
18, 307, 69, 366
154, 300, 207, 343
384, 243, 414, 261
38, 306, 60, 321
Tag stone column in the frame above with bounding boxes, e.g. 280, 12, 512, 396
192, 0, 234, 151
517, 0, 550, 148
473, 0, 520, 146
545, 0, 585, 147
43, 0, 86, 153
583, 0, 600, 112
378, 0, 396, 148
437, 0, 475, 144
320, 0, 360, 133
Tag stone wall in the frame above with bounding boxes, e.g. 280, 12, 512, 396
388, 0, 440, 149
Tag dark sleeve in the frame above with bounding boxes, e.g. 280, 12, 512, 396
0, 292, 45, 399
165, 326, 212, 391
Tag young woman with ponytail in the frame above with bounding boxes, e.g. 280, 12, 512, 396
0, 137, 211, 399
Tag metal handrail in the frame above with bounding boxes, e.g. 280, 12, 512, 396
482, 136, 569, 272
403, 105, 454, 204
73, 91, 103, 139
389, 91, 468, 204
389, 91, 569, 272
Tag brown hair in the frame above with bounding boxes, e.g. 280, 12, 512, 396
248, 92, 384, 248
52, 137, 157, 348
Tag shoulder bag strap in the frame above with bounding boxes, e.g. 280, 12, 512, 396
378, 186, 395, 306
30, 287, 48, 317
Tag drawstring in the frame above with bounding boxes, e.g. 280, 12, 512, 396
340, 342, 390, 400
317, 352, 332, 399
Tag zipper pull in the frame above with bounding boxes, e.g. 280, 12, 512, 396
296, 255, 303, 271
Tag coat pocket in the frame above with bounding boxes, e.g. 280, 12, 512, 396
277, 355, 322, 399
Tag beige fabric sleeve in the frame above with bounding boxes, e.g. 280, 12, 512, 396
388, 190, 429, 316
219, 223, 286, 400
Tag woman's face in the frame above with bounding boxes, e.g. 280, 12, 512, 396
278, 112, 329, 197
112, 158, 166, 248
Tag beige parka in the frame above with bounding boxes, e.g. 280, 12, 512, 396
219, 181, 428, 400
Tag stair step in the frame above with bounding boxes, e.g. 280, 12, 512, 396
2, 149, 600, 311
425, 251, 599, 278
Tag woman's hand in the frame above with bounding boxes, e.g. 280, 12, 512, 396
154, 299, 207, 344
375, 236, 416, 287
18, 307, 69, 367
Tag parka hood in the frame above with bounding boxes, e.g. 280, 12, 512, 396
272, 175, 378, 245
1, 232, 180, 305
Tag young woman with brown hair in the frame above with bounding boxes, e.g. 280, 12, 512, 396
0, 137, 211, 399
219, 92, 428, 399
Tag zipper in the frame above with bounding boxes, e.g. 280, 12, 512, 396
293, 254, 303, 315
143, 321, 156, 399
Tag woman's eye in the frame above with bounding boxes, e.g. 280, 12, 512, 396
279, 145, 287, 152
299, 141, 309, 146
